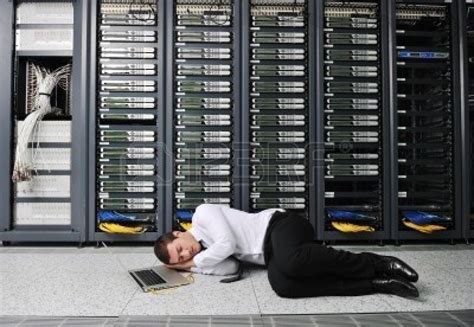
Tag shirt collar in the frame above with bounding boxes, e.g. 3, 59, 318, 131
188, 226, 203, 243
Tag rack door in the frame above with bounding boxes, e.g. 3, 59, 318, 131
0, 0, 87, 243
169, 0, 240, 230
318, 0, 390, 240
90, 0, 165, 241
245, 0, 310, 215
392, 0, 462, 240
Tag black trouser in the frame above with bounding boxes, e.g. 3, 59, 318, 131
264, 211, 378, 298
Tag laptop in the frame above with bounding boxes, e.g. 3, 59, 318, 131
129, 265, 191, 292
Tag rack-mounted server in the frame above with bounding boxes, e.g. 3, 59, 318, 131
248, 0, 309, 212
321, 0, 387, 237
393, 0, 461, 239
94, 0, 160, 235
172, 0, 237, 217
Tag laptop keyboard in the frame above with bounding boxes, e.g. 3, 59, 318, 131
135, 269, 166, 286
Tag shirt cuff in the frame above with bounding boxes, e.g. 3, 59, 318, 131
192, 251, 205, 268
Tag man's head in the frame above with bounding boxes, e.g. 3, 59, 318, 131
154, 231, 201, 264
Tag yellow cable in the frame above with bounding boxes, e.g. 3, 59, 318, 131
331, 221, 375, 233
402, 220, 447, 234
179, 222, 192, 231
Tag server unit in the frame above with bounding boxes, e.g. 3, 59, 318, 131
316, 0, 391, 240
168, 0, 241, 226
88, 0, 165, 241
245, 0, 311, 216
0, 0, 88, 243
391, 0, 462, 240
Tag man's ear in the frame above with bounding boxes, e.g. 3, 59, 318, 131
172, 231, 181, 238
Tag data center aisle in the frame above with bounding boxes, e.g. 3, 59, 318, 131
0, 245, 473, 316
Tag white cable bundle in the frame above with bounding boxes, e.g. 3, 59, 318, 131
12, 63, 71, 183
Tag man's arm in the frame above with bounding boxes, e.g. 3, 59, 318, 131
165, 258, 195, 271
191, 257, 239, 276
165, 257, 239, 276
191, 204, 237, 269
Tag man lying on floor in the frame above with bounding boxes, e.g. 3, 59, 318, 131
153, 204, 419, 299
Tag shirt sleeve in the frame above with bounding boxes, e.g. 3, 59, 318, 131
190, 257, 239, 276
191, 204, 237, 268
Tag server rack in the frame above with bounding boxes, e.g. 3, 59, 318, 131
0, 0, 88, 243
390, 0, 463, 240
88, 0, 166, 241
316, 0, 391, 241
462, 0, 474, 240
242, 0, 314, 221
166, 0, 242, 227
1, 0, 472, 244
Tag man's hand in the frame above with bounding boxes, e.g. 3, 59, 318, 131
165, 259, 195, 271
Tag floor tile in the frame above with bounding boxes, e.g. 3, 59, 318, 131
249, 268, 393, 315
411, 311, 473, 327
448, 310, 474, 326
262, 315, 316, 327
401, 250, 474, 269
210, 315, 264, 327
0, 253, 73, 273
335, 245, 405, 253
305, 315, 357, 327
350, 313, 403, 326
2, 246, 80, 254
121, 269, 261, 315
78, 246, 153, 254
116, 315, 264, 327
56, 253, 158, 274
0, 246, 11, 253
376, 265, 473, 312
442, 269, 474, 307
386, 313, 425, 327
0, 270, 138, 316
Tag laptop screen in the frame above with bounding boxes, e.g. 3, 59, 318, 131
133, 269, 166, 286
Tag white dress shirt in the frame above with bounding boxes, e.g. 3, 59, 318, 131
188, 204, 284, 275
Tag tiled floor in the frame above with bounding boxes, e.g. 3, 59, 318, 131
2, 311, 474, 327
0, 244, 473, 316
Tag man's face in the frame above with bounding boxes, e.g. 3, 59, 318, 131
166, 232, 200, 264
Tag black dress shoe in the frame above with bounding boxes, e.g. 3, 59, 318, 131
378, 256, 419, 283
372, 278, 419, 298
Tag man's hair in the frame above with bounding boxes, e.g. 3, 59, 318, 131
154, 232, 177, 264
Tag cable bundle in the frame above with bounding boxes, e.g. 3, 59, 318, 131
98, 210, 152, 234
401, 211, 450, 234
175, 209, 193, 231
331, 222, 375, 233
327, 209, 376, 233
98, 222, 147, 234
12, 62, 72, 183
